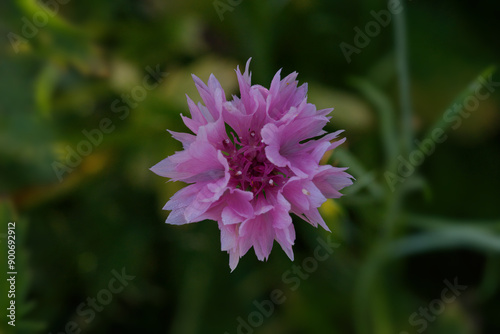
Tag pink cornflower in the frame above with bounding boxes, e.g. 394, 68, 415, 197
151, 59, 353, 271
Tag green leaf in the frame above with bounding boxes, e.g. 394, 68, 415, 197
34, 62, 59, 117
422, 66, 497, 145
387, 229, 500, 258
407, 214, 500, 232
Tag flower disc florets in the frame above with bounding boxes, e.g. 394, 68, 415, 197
223, 130, 290, 196
151, 59, 353, 271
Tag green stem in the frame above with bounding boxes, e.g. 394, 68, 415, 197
382, 189, 403, 240
348, 77, 398, 169
393, 1, 413, 155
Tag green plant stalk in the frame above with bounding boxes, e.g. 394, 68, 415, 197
348, 77, 398, 169
393, 0, 413, 156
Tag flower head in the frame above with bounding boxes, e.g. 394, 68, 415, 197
151, 59, 353, 271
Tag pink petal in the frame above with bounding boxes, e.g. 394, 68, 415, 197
150, 141, 224, 182
221, 189, 255, 225
191, 74, 225, 121
275, 223, 295, 260
167, 130, 196, 149
313, 165, 354, 199
282, 178, 317, 211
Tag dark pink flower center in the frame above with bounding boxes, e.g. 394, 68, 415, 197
222, 130, 289, 196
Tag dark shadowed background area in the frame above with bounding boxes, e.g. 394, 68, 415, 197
1, 0, 499, 333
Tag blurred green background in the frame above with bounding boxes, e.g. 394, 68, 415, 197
1, 0, 500, 333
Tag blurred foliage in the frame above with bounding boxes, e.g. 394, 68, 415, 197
1, 0, 499, 333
